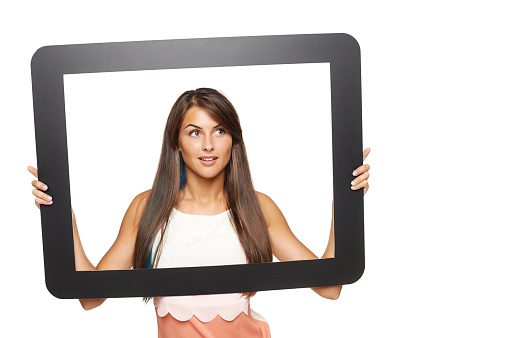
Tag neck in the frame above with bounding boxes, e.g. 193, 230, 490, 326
182, 170, 227, 207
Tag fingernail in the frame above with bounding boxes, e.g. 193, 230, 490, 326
46, 196, 52, 201
351, 181, 356, 186
351, 185, 356, 190
42, 185, 48, 191
48, 200, 53, 204
353, 171, 358, 176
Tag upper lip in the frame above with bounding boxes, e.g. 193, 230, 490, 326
198, 156, 218, 159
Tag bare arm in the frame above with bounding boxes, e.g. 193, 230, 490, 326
29, 166, 148, 310
257, 192, 342, 300
72, 192, 148, 310
257, 148, 371, 300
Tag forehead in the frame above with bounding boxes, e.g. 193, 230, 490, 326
181, 106, 219, 128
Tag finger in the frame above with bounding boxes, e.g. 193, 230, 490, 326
352, 163, 370, 177
363, 182, 369, 195
32, 188, 53, 204
351, 171, 370, 187
351, 178, 368, 191
31, 179, 48, 191
362, 148, 371, 161
27, 166, 38, 178
35, 196, 53, 208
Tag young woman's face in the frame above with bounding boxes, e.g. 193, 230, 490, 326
178, 106, 233, 180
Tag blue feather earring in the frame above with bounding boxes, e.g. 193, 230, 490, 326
179, 151, 187, 189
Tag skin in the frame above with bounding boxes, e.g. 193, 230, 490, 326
28, 107, 371, 310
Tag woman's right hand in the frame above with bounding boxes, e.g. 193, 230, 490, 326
28, 166, 53, 208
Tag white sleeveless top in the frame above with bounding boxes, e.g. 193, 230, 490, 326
152, 208, 247, 269
152, 208, 266, 323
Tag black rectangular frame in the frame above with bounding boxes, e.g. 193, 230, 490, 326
31, 33, 364, 299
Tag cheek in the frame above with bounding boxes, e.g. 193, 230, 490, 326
220, 138, 233, 157
224, 145, 233, 165
179, 136, 198, 154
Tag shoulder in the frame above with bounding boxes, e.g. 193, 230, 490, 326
255, 191, 276, 210
255, 191, 283, 226
125, 189, 151, 225
255, 190, 270, 204
127, 189, 151, 210
134, 189, 151, 205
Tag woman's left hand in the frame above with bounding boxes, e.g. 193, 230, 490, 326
351, 148, 371, 195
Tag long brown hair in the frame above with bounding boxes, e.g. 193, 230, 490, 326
133, 88, 272, 286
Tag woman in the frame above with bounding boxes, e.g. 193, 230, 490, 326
29, 88, 371, 337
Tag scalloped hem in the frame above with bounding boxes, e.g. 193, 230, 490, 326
154, 294, 250, 322
156, 308, 270, 338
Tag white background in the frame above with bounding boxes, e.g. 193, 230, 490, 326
2, 1, 506, 337
64, 64, 333, 265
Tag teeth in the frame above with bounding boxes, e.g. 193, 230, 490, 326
201, 158, 216, 161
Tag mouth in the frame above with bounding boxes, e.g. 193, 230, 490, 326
198, 156, 218, 166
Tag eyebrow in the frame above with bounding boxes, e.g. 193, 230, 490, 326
184, 124, 222, 129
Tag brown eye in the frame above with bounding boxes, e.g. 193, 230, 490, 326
214, 128, 226, 135
189, 130, 200, 137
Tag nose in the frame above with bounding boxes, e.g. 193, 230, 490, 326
202, 134, 214, 151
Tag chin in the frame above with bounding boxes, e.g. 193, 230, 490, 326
188, 166, 226, 180
196, 172, 219, 179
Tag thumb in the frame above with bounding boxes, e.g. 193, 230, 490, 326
362, 148, 371, 161
27, 166, 38, 178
